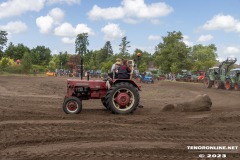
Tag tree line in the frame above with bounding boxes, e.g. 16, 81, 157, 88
0, 30, 218, 74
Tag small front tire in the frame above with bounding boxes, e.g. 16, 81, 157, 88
225, 79, 232, 90
234, 83, 239, 91
204, 77, 212, 88
63, 96, 82, 114
214, 80, 222, 89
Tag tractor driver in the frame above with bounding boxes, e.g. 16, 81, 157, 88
118, 59, 131, 79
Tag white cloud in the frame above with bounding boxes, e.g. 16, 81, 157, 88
75, 24, 95, 35
148, 35, 161, 41
219, 46, 240, 63
0, 21, 27, 34
36, 16, 54, 34
223, 46, 240, 54
197, 34, 214, 42
0, 0, 45, 19
88, 0, 173, 23
47, 0, 80, 5
216, 45, 240, 64
202, 14, 240, 33
49, 8, 65, 23
88, 5, 124, 20
54, 22, 94, 37
122, 0, 173, 18
101, 23, 125, 41
150, 19, 161, 25
54, 23, 75, 36
36, 8, 64, 34
183, 35, 193, 46
123, 18, 141, 24
61, 37, 75, 44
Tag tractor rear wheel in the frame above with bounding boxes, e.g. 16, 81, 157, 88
225, 79, 232, 90
234, 83, 239, 91
63, 96, 82, 114
101, 97, 109, 110
105, 82, 140, 114
214, 80, 222, 89
204, 77, 212, 88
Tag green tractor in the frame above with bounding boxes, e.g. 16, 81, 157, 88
204, 57, 237, 89
225, 68, 240, 90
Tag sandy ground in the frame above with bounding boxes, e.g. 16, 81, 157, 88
0, 75, 240, 160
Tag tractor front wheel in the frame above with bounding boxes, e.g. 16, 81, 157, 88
225, 79, 232, 90
63, 96, 82, 114
105, 82, 140, 114
214, 80, 222, 89
204, 77, 212, 88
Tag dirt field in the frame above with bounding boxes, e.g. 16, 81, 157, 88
0, 75, 240, 160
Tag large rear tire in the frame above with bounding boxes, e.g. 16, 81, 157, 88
101, 97, 110, 110
204, 77, 212, 88
63, 96, 82, 114
105, 82, 140, 114
225, 79, 232, 90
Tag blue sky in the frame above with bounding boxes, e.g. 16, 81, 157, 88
0, 0, 240, 64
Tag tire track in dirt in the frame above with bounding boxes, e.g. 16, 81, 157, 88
1, 151, 196, 160
2, 149, 240, 160
193, 112, 240, 125
2, 129, 239, 149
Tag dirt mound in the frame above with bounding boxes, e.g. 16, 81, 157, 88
162, 94, 212, 112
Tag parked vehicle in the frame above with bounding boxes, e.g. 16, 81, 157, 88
191, 71, 205, 82
137, 74, 154, 83
175, 70, 191, 82
204, 57, 237, 89
225, 68, 240, 90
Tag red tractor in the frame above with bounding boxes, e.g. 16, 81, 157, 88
62, 60, 141, 114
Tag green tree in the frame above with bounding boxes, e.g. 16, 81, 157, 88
31, 46, 51, 66
103, 41, 113, 56
132, 49, 153, 70
4, 43, 30, 60
21, 52, 33, 73
96, 41, 114, 65
88, 54, 97, 70
58, 51, 69, 69
139, 62, 147, 73
119, 36, 130, 57
48, 60, 56, 71
0, 30, 8, 59
75, 33, 89, 55
154, 31, 191, 73
190, 44, 218, 71
0, 57, 15, 69
67, 54, 81, 72
101, 61, 112, 73
75, 33, 89, 79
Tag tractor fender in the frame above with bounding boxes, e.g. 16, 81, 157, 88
113, 79, 141, 91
